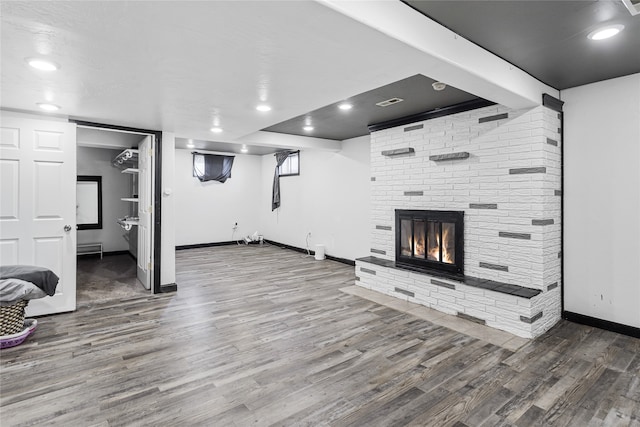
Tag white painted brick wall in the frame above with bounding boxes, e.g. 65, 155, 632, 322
363, 104, 562, 338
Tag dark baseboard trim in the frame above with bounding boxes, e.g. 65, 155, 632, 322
159, 283, 177, 293
562, 311, 640, 339
263, 239, 355, 266
368, 99, 495, 133
176, 241, 238, 250
77, 250, 134, 260
176, 239, 356, 266
104, 250, 131, 256
326, 254, 356, 266
264, 239, 313, 255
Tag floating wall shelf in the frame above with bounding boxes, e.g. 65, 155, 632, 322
382, 147, 415, 157
429, 152, 470, 161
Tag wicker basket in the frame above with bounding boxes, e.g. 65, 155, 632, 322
0, 300, 28, 336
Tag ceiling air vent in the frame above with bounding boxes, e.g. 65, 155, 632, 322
622, 0, 640, 16
376, 97, 404, 107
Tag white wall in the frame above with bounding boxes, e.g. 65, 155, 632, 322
563, 73, 640, 328
174, 149, 262, 245
161, 132, 176, 286
259, 135, 371, 261
77, 146, 132, 252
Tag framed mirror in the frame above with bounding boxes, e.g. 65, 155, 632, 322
77, 176, 103, 230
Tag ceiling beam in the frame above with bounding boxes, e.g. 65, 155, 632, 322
236, 131, 342, 152
317, 0, 559, 109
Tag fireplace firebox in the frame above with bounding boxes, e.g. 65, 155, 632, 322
395, 209, 464, 276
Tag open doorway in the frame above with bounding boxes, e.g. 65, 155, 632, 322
75, 125, 157, 306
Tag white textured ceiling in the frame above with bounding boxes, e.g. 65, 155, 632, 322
1, 1, 562, 152
1, 1, 431, 150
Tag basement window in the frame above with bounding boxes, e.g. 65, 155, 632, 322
192, 152, 234, 183
278, 151, 300, 177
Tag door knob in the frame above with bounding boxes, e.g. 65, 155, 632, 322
64, 225, 72, 232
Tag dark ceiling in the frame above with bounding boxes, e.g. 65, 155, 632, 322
264, 1, 639, 141
263, 74, 483, 141
404, 0, 640, 90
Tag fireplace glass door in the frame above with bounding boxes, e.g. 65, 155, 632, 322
395, 210, 464, 275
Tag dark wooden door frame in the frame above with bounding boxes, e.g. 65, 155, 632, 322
71, 120, 163, 294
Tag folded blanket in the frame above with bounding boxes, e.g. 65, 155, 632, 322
0, 265, 59, 296
0, 278, 48, 305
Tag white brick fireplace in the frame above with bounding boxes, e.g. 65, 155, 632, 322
356, 104, 562, 338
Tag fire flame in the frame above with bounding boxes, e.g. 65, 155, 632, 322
403, 221, 454, 264
402, 233, 412, 256
425, 226, 453, 264
415, 235, 425, 257
442, 226, 454, 264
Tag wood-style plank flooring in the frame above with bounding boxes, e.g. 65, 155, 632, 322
1, 244, 638, 426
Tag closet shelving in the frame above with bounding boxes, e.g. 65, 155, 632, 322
112, 149, 138, 168
116, 217, 139, 231
113, 148, 140, 231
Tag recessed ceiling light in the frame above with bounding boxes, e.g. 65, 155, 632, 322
210, 127, 223, 133
36, 102, 60, 111
303, 126, 314, 132
256, 104, 271, 112
587, 24, 624, 40
338, 103, 352, 110
26, 58, 59, 71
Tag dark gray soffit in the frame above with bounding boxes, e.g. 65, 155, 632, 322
404, 0, 640, 90
262, 74, 482, 141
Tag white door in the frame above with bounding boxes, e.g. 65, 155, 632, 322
137, 136, 153, 291
0, 114, 77, 316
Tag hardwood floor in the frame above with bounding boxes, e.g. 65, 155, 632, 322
1, 244, 638, 426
